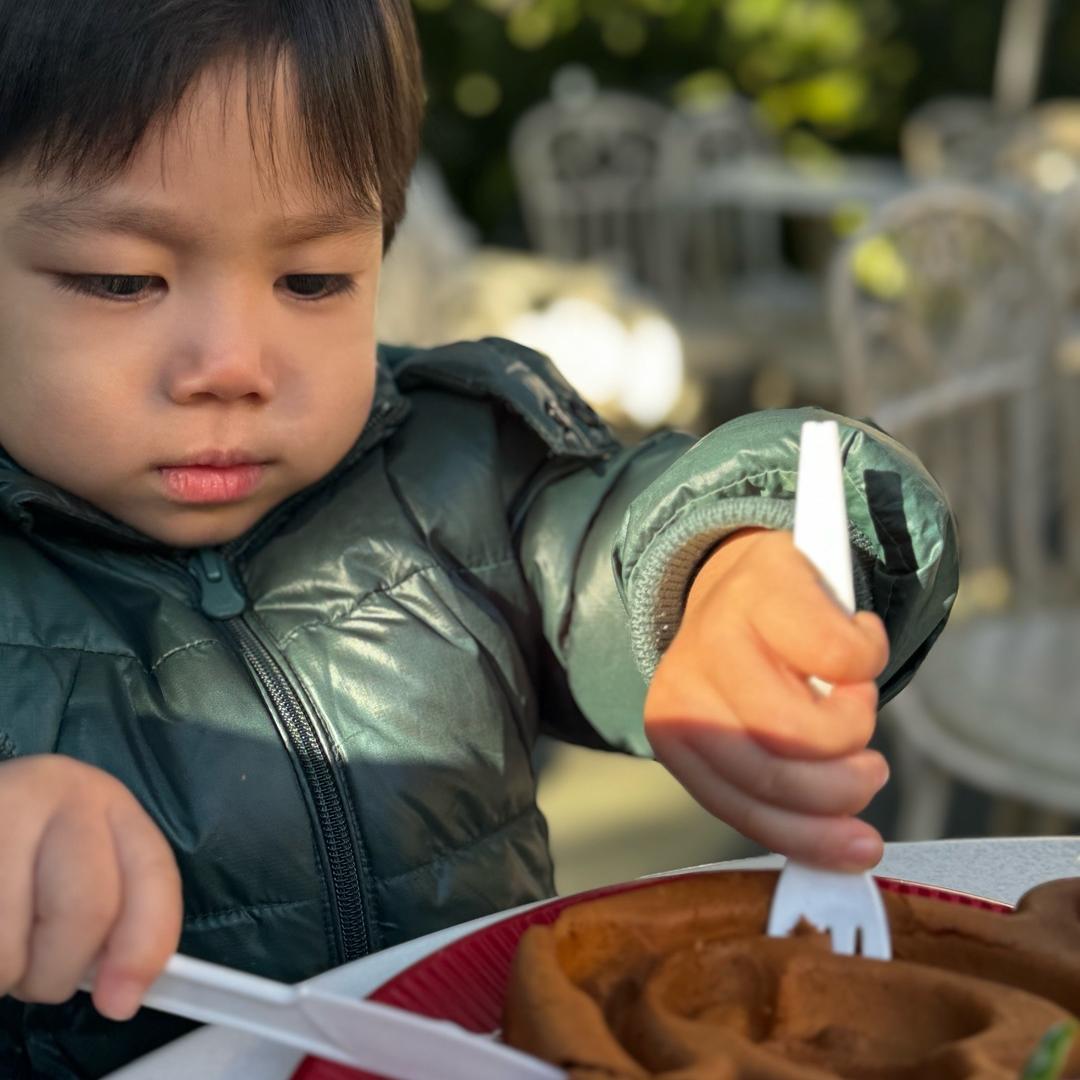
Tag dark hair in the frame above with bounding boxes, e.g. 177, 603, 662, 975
0, 0, 425, 246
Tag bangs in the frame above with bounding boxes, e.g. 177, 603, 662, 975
0, 0, 425, 245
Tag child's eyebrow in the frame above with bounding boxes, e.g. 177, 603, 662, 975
12, 197, 380, 248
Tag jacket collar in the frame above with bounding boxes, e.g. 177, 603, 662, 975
0, 357, 411, 554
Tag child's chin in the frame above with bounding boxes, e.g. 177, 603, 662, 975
137, 506, 265, 548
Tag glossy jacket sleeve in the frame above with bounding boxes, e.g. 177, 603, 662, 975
517, 407, 958, 753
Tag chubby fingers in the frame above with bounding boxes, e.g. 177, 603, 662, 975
674, 532, 890, 759
676, 723, 890, 817
707, 620, 880, 759
11, 812, 122, 1006
0, 757, 182, 1020
0, 808, 43, 1001
653, 732, 885, 870
92, 803, 183, 1021
748, 557, 890, 686
697, 531, 890, 686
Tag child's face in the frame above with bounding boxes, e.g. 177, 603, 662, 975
0, 62, 383, 547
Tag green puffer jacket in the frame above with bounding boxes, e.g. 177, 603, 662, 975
0, 338, 957, 1078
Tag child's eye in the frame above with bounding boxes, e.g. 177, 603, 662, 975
280, 274, 358, 301
53, 274, 163, 301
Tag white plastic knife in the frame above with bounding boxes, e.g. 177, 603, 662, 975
92, 953, 565, 1080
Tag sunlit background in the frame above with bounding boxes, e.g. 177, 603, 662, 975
378, 0, 1080, 893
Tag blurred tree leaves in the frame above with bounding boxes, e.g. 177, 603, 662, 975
412, 0, 1015, 241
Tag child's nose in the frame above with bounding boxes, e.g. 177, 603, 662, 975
164, 315, 276, 405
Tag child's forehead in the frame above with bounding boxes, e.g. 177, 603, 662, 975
136, 59, 335, 195
9, 185, 381, 251
5, 61, 381, 240
17, 57, 375, 222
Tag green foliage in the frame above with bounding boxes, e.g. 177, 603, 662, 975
412, 0, 1007, 239
1022, 1021, 1078, 1080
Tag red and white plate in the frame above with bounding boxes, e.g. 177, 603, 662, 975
292, 872, 1012, 1080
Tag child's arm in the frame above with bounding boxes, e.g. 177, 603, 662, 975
0, 756, 181, 1020
645, 528, 891, 870
404, 340, 955, 867
515, 400, 956, 865
520, 406, 955, 731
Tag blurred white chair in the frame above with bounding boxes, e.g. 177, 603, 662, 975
510, 74, 672, 300
379, 158, 693, 432
981, 107, 1080, 376
900, 97, 1016, 182
658, 95, 783, 300
377, 158, 479, 347
656, 97, 831, 402
996, 99, 1080, 197
1038, 180, 1080, 604
829, 183, 1080, 839
1037, 180, 1080, 377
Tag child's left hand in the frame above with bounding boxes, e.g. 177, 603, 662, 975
644, 528, 891, 871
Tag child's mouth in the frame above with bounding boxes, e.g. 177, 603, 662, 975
158, 463, 267, 504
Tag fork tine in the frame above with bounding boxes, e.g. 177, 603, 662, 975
766, 862, 893, 960
829, 921, 857, 956
857, 916, 892, 962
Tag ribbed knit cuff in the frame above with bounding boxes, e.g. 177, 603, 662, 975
624, 496, 792, 678
625, 495, 876, 680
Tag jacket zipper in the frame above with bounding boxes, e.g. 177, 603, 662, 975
188, 548, 371, 963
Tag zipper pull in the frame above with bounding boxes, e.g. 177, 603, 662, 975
189, 548, 246, 619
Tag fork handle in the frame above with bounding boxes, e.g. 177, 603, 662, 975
793, 421, 855, 615
793, 421, 855, 697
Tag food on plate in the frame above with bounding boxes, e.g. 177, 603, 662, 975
503, 871, 1080, 1078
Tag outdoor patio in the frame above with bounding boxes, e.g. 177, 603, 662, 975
378, 0, 1080, 894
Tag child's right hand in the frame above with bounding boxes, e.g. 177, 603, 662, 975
0, 755, 181, 1020
644, 529, 890, 870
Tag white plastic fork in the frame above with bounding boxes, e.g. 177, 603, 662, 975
83, 952, 565, 1080
764, 419, 892, 961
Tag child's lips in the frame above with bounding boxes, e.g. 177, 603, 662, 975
158, 463, 267, 504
